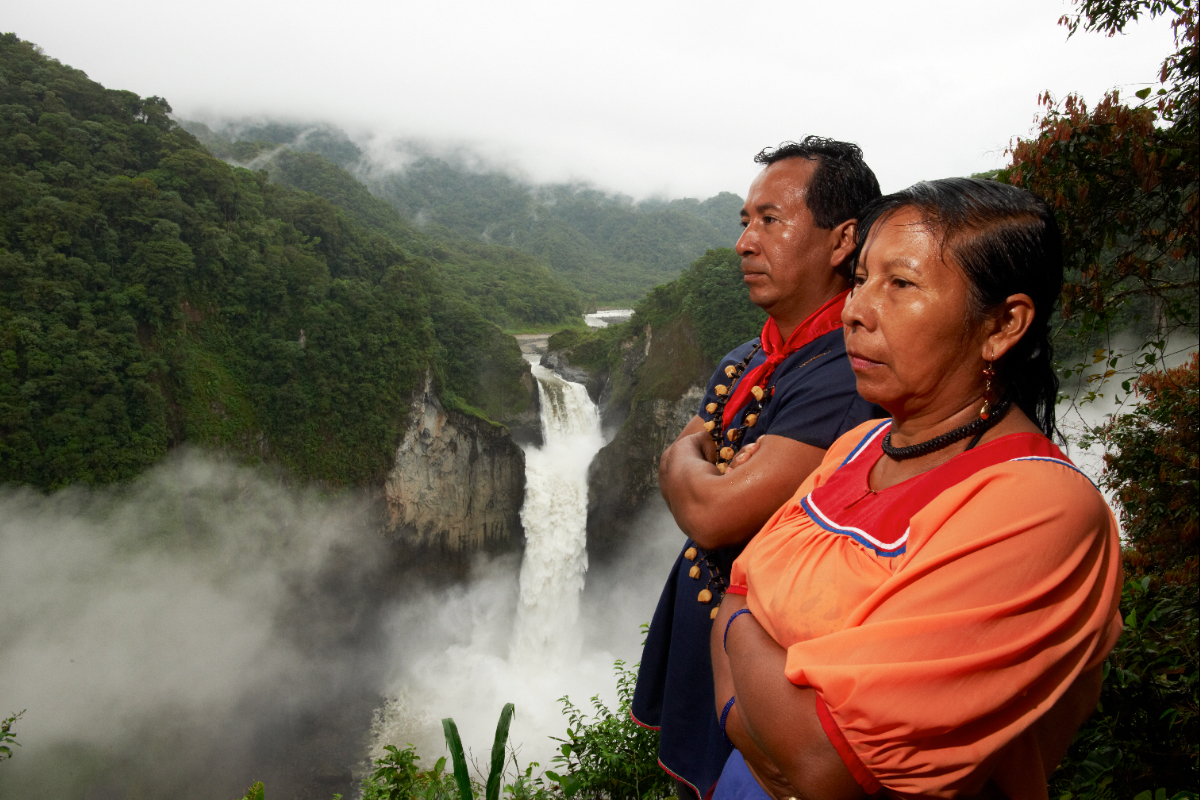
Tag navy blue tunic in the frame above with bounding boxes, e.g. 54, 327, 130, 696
630, 328, 880, 799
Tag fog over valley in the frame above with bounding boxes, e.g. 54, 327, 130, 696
0, 1, 1195, 797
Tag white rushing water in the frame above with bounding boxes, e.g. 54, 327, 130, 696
368, 357, 625, 771
512, 362, 607, 660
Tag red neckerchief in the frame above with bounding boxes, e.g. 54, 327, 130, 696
722, 289, 850, 429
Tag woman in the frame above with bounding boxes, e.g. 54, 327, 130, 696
710, 179, 1123, 799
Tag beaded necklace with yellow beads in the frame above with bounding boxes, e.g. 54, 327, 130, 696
683, 344, 833, 617
685, 342, 772, 619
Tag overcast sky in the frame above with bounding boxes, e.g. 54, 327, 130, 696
5, 0, 1178, 199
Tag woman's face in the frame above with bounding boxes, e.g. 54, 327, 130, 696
842, 207, 990, 419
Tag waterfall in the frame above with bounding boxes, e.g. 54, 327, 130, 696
512, 361, 606, 661
367, 358, 616, 769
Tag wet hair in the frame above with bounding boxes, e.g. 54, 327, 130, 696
853, 177, 1063, 438
754, 137, 882, 230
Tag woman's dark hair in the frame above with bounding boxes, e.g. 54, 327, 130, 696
755, 137, 881, 230
853, 177, 1063, 438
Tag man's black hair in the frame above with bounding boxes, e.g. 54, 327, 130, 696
754, 137, 881, 229
758, 137, 883, 227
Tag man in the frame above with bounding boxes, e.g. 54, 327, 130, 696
631, 137, 883, 800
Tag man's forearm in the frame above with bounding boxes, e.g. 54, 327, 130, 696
660, 432, 827, 550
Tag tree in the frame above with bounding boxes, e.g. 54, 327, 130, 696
1006, 0, 1198, 388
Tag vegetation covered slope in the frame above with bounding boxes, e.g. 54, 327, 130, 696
0, 34, 532, 489
187, 124, 586, 331
187, 119, 745, 306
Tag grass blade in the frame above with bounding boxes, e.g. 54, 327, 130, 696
486, 703, 515, 800
442, 717, 474, 800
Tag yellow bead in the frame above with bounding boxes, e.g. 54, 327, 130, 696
724, 365, 737, 378
714, 384, 728, 396
726, 428, 739, 441
698, 589, 713, 604
720, 446, 734, 460
684, 546, 697, 561
745, 414, 758, 427
689, 565, 701, 579
716, 462, 728, 474
710, 607, 720, 620
751, 385, 765, 401
703, 420, 716, 431
705, 402, 718, 414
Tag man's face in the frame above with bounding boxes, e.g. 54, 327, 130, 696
736, 158, 833, 318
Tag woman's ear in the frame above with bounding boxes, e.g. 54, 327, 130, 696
984, 293, 1036, 360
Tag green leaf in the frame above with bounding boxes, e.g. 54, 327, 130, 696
486, 703, 516, 800
1135, 87, 1152, 99
442, 717, 475, 800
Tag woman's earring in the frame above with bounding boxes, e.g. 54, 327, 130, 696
980, 362, 996, 420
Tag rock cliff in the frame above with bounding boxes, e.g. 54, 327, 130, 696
384, 376, 526, 560
568, 319, 711, 563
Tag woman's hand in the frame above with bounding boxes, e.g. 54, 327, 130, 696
718, 600, 866, 800
711, 594, 805, 800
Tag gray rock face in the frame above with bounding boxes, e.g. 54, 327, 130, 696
384, 376, 526, 557
585, 387, 703, 562
541, 350, 591, 386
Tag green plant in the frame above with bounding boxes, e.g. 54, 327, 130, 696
1051, 577, 1199, 797
441, 702, 515, 800
1088, 354, 1198, 582
546, 660, 672, 800
0, 710, 22, 762
1052, 356, 1199, 797
362, 743, 456, 800
236, 782, 265, 800
364, 704, 517, 800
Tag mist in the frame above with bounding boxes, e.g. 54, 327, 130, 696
6, 0, 1180, 199
0, 448, 684, 797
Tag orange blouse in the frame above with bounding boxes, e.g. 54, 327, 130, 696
728, 420, 1123, 799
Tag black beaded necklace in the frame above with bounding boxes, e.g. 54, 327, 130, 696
881, 398, 1012, 460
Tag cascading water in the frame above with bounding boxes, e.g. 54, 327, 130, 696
367, 356, 615, 770
512, 360, 606, 660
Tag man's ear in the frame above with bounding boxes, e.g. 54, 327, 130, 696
829, 219, 858, 269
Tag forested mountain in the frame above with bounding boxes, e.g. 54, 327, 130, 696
0, 34, 536, 489
187, 120, 745, 305
188, 125, 585, 329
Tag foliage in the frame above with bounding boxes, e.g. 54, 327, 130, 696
554, 248, 765, 389
1089, 354, 1198, 582
546, 660, 672, 800
349, 151, 743, 307
0, 34, 533, 490
1053, 357, 1198, 795
236, 782, 265, 800
362, 744, 458, 800
0, 710, 21, 762
1050, 577, 1198, 798
1005, 0, 1198, 393
677, 249, 767, 364
234, 145, 584, 330
364, 704, 516, 800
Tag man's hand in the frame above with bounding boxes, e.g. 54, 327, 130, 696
726, 441, 761, 471
659, 416, 827, 550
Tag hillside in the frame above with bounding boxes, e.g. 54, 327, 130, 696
187, 124, 586, 330
187, 120, 745, 305
0, 34, 535, 489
